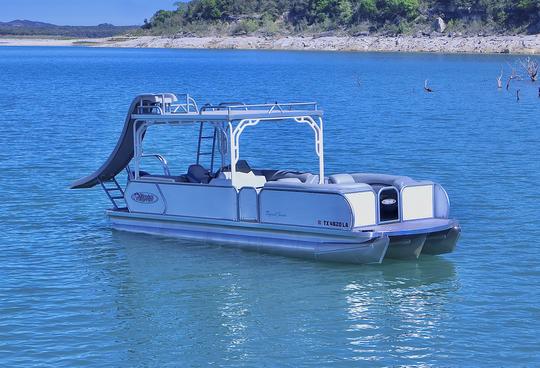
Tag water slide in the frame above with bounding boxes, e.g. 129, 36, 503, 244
71, 94, 170, 189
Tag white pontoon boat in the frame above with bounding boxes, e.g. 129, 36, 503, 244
72, 93, 460, 264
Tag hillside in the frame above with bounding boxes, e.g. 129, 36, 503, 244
0, 20, 136, 38
141, 0, 540, 36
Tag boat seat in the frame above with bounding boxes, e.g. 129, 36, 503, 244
264, 181, 373, 194
277, 178, 302, 183
140, 174, 188, 183
187, 164, 211, 184
267, 170, 318, 183
329, 173, 355, 184
218, 160, 253, 175
350, 173, 416, 189
236, 160, 252, 173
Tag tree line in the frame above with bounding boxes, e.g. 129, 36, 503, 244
142, 0, 540, 36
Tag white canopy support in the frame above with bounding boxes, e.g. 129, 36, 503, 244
294, 116, 324, 184
132, 120, 146, 180
229, 115, 325, 185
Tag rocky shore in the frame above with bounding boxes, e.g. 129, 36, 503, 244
1, 34, 540, 54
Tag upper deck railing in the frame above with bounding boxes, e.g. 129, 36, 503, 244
200, 101, 319, 114
133, 93, 322, 122
136, 94, 199, 115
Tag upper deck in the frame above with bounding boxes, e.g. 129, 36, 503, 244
131, 94, 323, 123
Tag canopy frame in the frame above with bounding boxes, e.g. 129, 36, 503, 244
130, 99, 325, 185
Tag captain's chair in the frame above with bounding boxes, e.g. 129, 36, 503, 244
187, 164, 212, 184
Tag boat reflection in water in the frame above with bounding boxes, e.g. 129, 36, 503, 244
343, 259, 458, 363
105, 231, 458, 365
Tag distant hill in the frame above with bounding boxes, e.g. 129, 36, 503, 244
0, 20, 137, 38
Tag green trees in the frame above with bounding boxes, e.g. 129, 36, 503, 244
381, 0, 419, 20
506, 0, 540, 31
188, 0, 222, 20
143, 0, 540, 35
355, 0, 378, 21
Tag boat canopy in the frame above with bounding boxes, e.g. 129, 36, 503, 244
71, 93, 325, 189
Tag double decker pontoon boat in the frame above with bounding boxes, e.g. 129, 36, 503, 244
72, 93, 460, 264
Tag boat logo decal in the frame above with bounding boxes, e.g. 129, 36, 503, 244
265, 210, 286, 217
381, 198, 397, 205
131, 192, 159, 204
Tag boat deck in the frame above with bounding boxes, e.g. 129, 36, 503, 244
356, 218, 458, 236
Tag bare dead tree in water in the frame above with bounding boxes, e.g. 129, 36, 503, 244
424, 79, 433, 93
506, 67, 521, 90
497, 69, 503, 89
520, 57, 538, 82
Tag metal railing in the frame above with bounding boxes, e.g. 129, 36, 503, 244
141, 154, 171, 176
200, 101, 318, 115
136, 94, 199, 115
135, 94, 318, 118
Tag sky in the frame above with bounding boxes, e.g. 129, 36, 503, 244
0, 0, 179, 26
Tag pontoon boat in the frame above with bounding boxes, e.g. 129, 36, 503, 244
71, 93, 460, 264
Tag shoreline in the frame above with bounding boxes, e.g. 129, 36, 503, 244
1, 34, 539, 54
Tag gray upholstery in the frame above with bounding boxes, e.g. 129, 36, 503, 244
305, 174, 320, 184
219, 160, 253, 175
236, 160, 252, 173
139, 174, 188, 182
329, 173, 355, 184
267, 170, 316, 183
264, 181, 373, 194
277, 178, 302, 183
209, 178, 232, 186
350, 173, 417, 189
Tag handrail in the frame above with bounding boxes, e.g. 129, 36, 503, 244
133, 93, 317, 117
200, 101, 318, 115
141, 154, 171, 176
136, 94, 198, 115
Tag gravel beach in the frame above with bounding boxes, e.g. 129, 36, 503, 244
1, 34, 539, 54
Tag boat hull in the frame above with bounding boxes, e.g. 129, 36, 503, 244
106, 210, 459, 264
107, 210, 389, 264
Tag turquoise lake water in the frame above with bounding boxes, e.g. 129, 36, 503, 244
1, 46, 539, 366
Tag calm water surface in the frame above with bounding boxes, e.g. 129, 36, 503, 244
0, 47, 539, 367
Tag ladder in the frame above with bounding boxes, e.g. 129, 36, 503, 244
98, 177, 127, 210
196, 122, 217, 172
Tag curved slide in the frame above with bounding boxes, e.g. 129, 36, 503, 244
71, 94, 172, 189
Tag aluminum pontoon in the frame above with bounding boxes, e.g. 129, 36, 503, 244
72, 93, 460, 264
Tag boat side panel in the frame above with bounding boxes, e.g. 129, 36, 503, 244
434, 184, 450, 218
239, 187, 259, 221
124, 182, 166, 214
259, 190, 353, 230
343, 191, 377, 227
401, 184, 434, 221
125, 181, 238, 220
